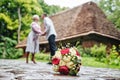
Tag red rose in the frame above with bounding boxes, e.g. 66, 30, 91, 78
60, 48, 69, 55
52, 58, 60, 65
76, 50, 80, 56
59, 66, 69, 75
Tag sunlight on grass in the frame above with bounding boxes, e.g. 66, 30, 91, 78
82, 57, 120, 69
82, 57, 107, 67
18, 53, 49, 62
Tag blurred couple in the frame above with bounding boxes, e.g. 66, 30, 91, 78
25, 14, 57, 64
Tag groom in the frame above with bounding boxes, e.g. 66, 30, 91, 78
41, 13, 57, 64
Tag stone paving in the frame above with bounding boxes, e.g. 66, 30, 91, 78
0, 59, 120, 80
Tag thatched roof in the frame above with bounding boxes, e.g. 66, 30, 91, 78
16, 1, 120, 48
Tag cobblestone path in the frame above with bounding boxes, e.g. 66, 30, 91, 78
0, 59, 120, 80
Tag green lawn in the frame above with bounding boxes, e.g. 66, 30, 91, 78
82, 57, 120, 69
19, 53, 120, 69
18, 53, 49, 62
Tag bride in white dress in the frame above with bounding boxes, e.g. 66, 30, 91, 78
25, 15, 42, 64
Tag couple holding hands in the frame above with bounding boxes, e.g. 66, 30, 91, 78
25, 14, 57, 64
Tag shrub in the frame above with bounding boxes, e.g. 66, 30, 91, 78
35, 53, 49, 61
0, 36, 23, 59
106, 45, 120, 66
76, 42, 120, 66
90, 44, 107, 61
76, 42, 91, 57
76, 45, 84, 56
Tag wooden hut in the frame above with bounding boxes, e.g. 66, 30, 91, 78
16, 1, 120, 53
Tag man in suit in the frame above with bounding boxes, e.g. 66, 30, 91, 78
41, 13, 57, 64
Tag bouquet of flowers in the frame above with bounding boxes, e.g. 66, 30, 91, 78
52, 47, 82, 76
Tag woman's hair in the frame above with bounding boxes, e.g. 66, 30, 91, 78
32, 15, 39, 20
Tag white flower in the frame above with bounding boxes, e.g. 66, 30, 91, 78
52, 47, 82, 76
53, 65, 59, 72
63, 55, 71, 62
53, 51, 62, 59
59, 60, 66, 66
70, 48, 76, 56
66, 62, 74, 69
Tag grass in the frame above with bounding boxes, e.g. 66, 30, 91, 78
82, 57, 120, 69
18, 53, 49, 62
19, 53, 120, 69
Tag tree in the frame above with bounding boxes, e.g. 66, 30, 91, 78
0, 0, 68, 59
0, 0, 43, 42
0, 0, 43, 59
38, 0, 68, 15
0, 0, 67, 42
97, 0, 120, 29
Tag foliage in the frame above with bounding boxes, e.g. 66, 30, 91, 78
97, 0, 120, 29
75, 41, 92, 57
90, 44, 107, 61
0, 0, 43, 41
38, 0, 68, 15
35, 53, 49, 61
0, 0, 67, 41
82, 48, 92, 57
0, 36, 23, 59
0, 0, 67, 59
106, 45, 120, 66
76, 42, 120, 66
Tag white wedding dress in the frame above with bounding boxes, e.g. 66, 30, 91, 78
26, 22, 41, 53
